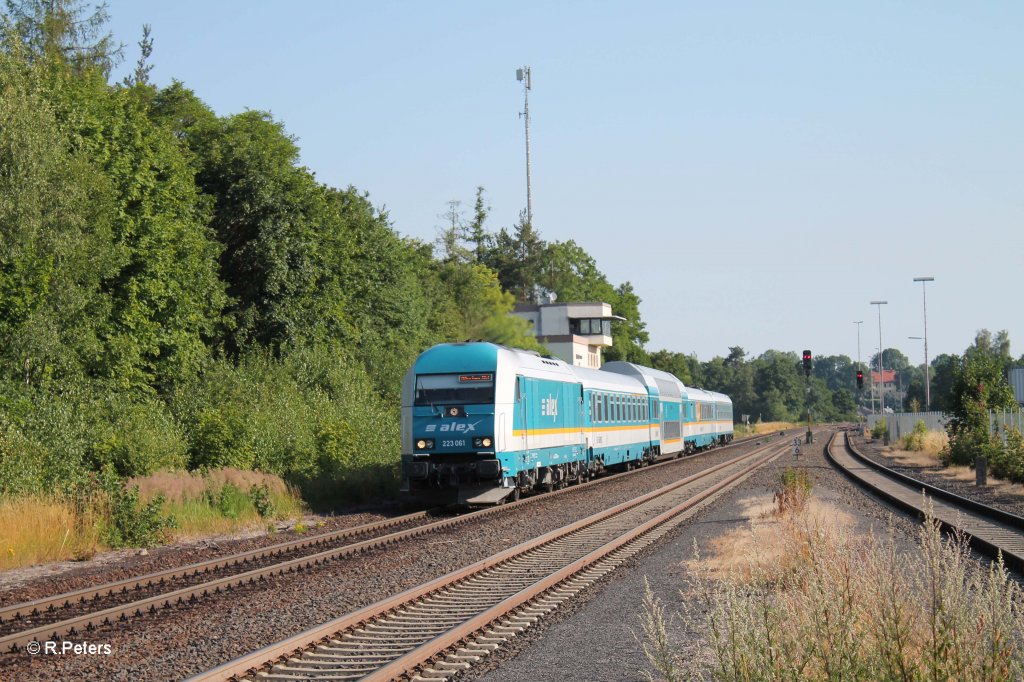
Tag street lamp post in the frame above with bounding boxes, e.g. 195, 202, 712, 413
854, 320, 864, 414
871, 301, 888, 414
909, 336, 925, 412
913, 277, 934, 409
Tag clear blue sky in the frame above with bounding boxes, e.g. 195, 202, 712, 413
105, 1, 1023, 365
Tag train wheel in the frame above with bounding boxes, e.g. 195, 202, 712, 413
508, 487, 520, 503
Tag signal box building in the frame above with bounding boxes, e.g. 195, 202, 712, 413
512, 301, 623, 369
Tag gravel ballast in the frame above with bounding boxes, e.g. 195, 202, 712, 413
0, 437, 783, 681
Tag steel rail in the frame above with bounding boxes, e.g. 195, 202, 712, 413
826, 431, 1024, 570
1, 428, 780, 651
185, 440, 785, 682
0, 510, 436, 625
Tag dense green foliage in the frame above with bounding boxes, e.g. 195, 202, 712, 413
0, 2, 543, 515
943, 330, 1019, 467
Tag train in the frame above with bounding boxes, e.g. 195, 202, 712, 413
400, 342, 733, 505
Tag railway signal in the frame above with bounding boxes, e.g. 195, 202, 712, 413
856, 370, 864, 389
802, 350, 812, 377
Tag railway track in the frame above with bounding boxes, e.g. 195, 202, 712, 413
827, 430, 1024, 569
185, 438, 787, 682
0, 430, 786, 654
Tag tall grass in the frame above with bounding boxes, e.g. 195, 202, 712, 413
0, 468, 305, 570
641, 497, 1024, 681
734, 422, 799, 438
128, 468, 305, 539
0, 496, 103, 570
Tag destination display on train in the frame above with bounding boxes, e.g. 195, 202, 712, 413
459, 374, 493, 382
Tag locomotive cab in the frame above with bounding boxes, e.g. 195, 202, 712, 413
400, 344, 508, 505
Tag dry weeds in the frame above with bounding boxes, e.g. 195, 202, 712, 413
642, 494, 1024, 681
127, 467, 292, 504
690, 495, 857, 584
0, 497, 103, 570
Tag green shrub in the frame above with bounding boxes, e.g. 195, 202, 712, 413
944, 419, 990, 466
986, 427, 1024, 483
249, 483, 276, 518
88, 397, 188, 477
776, 467, 812, 514
99, 466, 176, 548
209, 482, 249, 521
901, 420, 928, 451
871, 418, 887, 440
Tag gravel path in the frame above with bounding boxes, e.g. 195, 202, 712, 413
0, 439, 778, 681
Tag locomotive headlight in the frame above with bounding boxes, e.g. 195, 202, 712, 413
473, 437, 493, 449
416, 439, 434, 450
482, 437, 492, 448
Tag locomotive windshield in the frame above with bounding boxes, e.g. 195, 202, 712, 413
414, 373, 495, 406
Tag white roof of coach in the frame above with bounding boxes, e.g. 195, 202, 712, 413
705, 390, 733, 404
497, 346, 578, 380
571, 365, 649, 394
601, 361, 685, 399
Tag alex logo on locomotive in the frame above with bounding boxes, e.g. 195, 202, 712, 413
424, 421, 483, 433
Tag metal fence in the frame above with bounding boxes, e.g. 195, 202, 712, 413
990, 407, 1024, 442
864, 408, 1024, 442
866, 412, 948, 441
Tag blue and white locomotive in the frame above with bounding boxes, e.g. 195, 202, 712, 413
400, 342, 733, 505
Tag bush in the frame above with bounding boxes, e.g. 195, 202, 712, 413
900, 420, 929, 451
99, 466, 176, 548
871, 418, 887, 440
944, 419, 990, 467
209, 482, 249, 521
88, 397, 188, 477
775, 467, 812, 514
249, 483, 276, 518
986, 427, 1024, 483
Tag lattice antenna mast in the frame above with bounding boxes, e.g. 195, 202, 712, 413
516, 66, 533, 227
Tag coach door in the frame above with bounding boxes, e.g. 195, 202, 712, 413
650, 397, 660, 447
578, 384, 586, 457
515, 376, 528, 454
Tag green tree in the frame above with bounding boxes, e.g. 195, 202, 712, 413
649, 350, 694, 385
945, 333, 1018, 465
0, 41, 118, 386
929, 353, 959, 412
4, 0, 122, 75
603, 282, 649, 364
466, 186, 489, 263
434, 199, 470, 263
